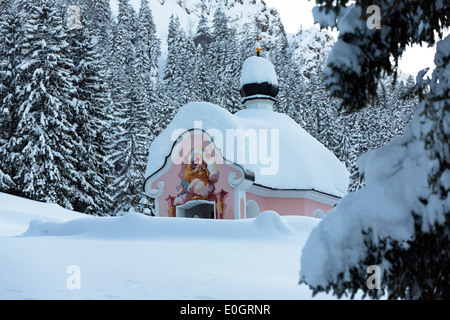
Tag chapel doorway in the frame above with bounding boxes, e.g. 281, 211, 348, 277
176, 200, 215, 219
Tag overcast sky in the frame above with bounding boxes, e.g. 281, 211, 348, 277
111, 0, 439, 77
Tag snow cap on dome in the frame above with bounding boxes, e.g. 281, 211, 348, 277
240, 56, 279, 106
240, 56, 279, 88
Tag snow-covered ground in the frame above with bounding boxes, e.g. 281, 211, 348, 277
0, 192, 337, 300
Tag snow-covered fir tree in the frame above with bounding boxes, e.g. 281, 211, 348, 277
66, 24, 115, 215
135, 0, 160, 103
79, 0, 112, 43
206, 6, 241, 113
191, 44, 212, 102
163, 15, 187, 105
0, 0, 20, 191
109, 0, 138, 213
163, 14, 202, 107
11, 0, 80, 208
108, 0, 155, 214
300, 0, 449, 300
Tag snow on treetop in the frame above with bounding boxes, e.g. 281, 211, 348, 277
240, 56, 279, 88
145, 102, 349, 197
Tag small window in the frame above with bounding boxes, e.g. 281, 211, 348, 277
246, 200, 260, 218
313, 209, 325, 219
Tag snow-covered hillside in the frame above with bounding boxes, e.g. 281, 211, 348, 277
147, 0, 279, 38
288, 27, 335, 79
0, 192, 339, 300
113, 0, 287, 52
112, 0, 336, 79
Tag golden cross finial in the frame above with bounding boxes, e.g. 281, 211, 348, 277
255, 35, 262, 56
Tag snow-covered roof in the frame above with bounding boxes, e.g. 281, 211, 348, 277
145, 102, 349, 198
240, 56, 279, 88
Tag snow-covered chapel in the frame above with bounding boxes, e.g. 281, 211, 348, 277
144, 42, 349, 219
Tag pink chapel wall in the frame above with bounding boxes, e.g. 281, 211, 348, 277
151, 133, 242, 220
149, 132, 335, 219
303, 198, 334, 217
246, 192, 334, 217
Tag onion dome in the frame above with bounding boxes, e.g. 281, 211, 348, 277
239, 36, 279, 104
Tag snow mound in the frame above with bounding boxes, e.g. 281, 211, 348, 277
254, 210, 293, 234
21, 211, 313, 240
0, 192, 87, 237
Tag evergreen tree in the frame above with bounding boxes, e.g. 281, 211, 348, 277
80, 0, 112, 43
396, 76, 419, 137
265, 7, 289, 63
12, 0, 79, 208
314, 0, 448, 112
152, 81, 178, 138
300, 0, 450, 300
16, 0, 34, 20
0, 0, 20, 191
136, 0, 160, 100
276, 59, 307, 126
238, 22, 260, 61
181, 35, 199, 103
163, 15, 193, 105
109, 0, 154, 214
67, 25, 114, 215
191, 44, 212, 102
112, 73, 152, 214
207, 6, 241, 112
109, 0, 136, 212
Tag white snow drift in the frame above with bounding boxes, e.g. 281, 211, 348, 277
0, 192, 340, 300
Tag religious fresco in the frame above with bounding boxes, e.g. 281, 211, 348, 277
166, 145, 228, 218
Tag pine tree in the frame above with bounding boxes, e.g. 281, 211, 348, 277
109, 0, 135, 213
67, 25, 114, 215
238, 22, 260, 61
16, 0, 34, 19
276, 59, 307, 126
163, 15, 192, 106
181, 35, 199, 103
265, 7, 289, 63
136, 0, 160, 103
152, 81, 178, 138
300, 0, 450, 300
112, 75, 151, 214
108, 0, 154, 214
207, 6, 241, 112
79, 0, 111, 43
314, 0, 448, 112
126, 73, 155, 214
396, 76, 419, 136
12, 0, 79, 208
191, 44, 212, 102
0, 0, 20, 191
